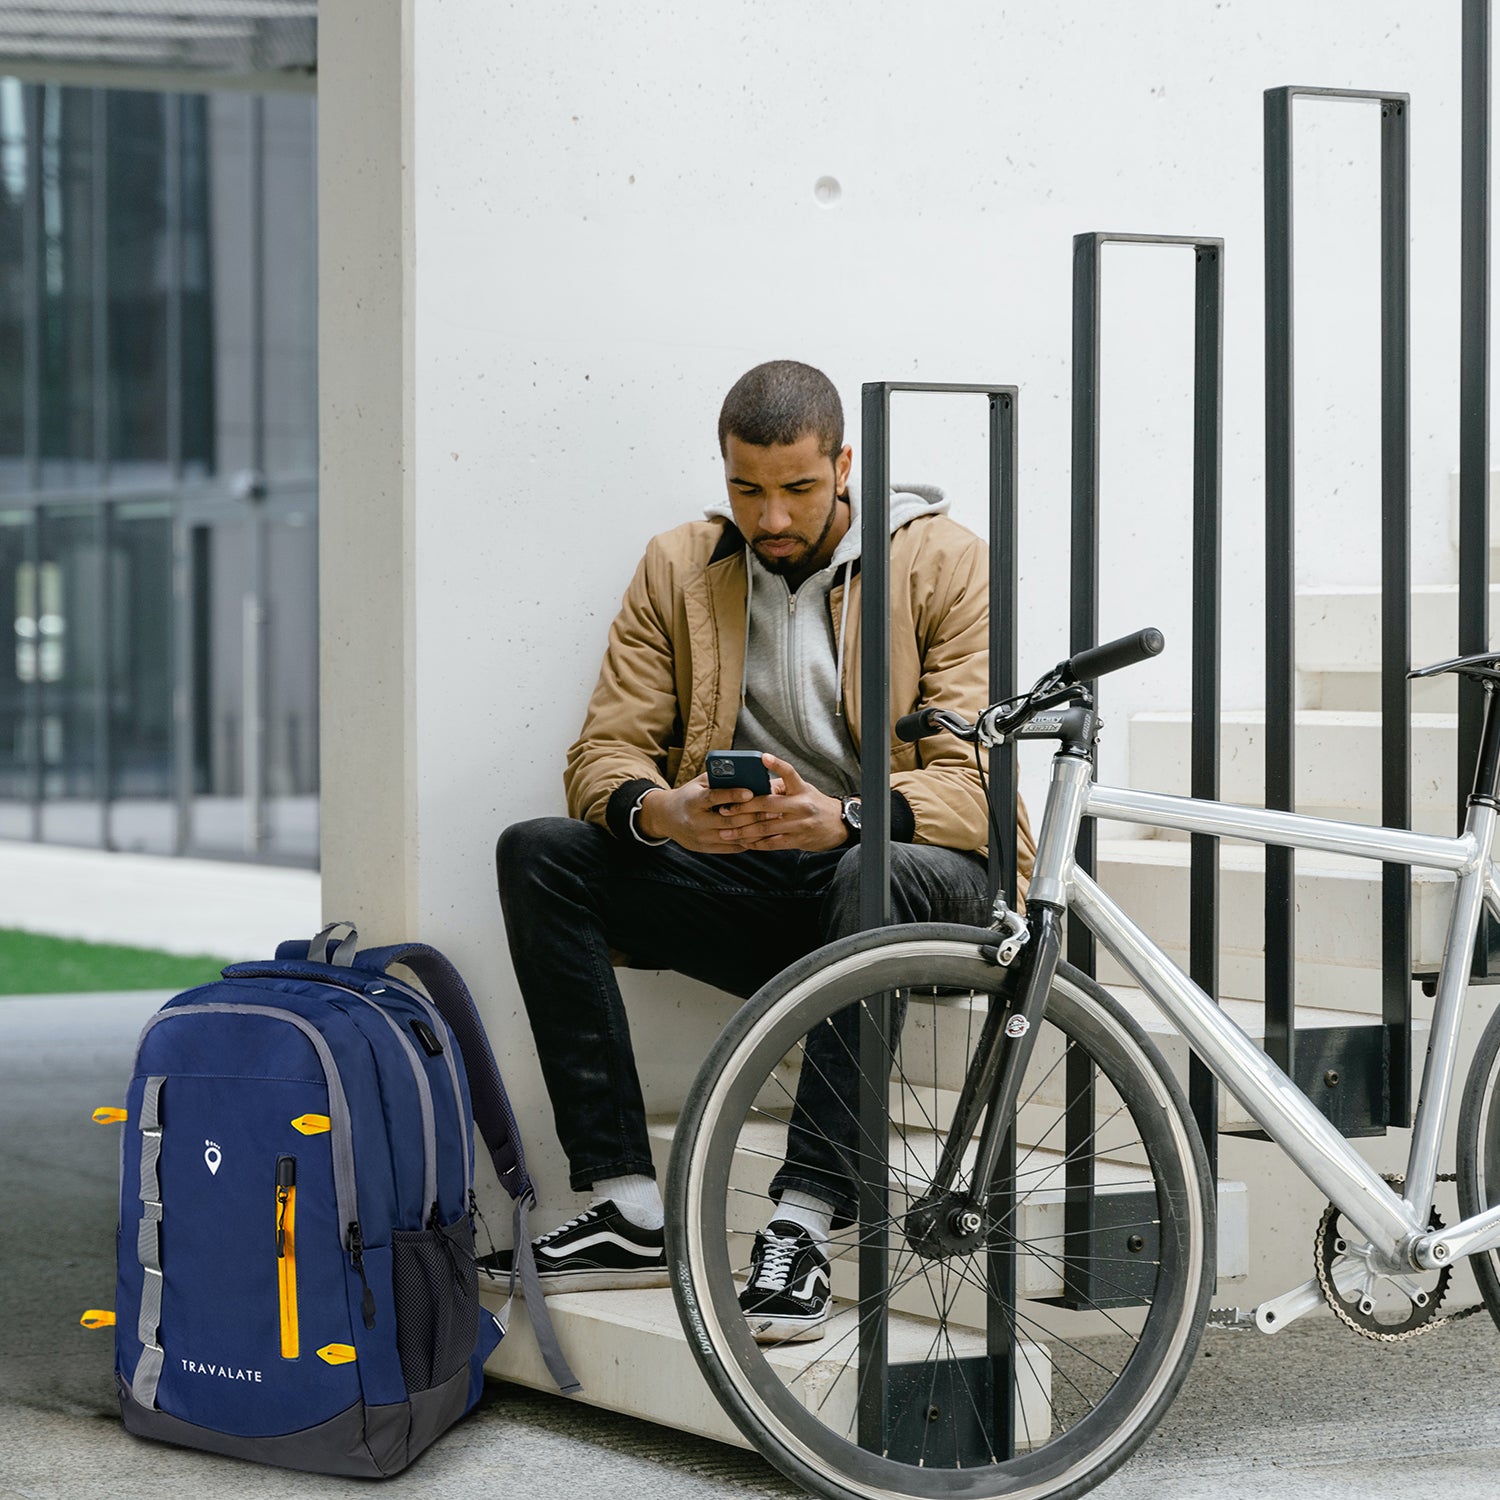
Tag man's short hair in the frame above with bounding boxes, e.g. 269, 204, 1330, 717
717, 360, 844, 458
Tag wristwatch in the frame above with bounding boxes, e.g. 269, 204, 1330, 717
839, 795, 862, 844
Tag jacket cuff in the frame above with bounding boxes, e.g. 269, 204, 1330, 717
890, 789, 916, 843
606, 778, 668, 843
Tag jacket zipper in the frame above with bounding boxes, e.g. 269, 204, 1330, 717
784, 584, 810, 751
276, 1155, 299, 1359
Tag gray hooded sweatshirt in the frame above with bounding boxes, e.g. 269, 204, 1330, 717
701, 482, 951, 798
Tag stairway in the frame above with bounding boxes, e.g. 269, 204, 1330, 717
1087, 574, 1499, 1306
484, 577, 1490, 1434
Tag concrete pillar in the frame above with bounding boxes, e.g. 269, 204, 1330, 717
317, 2, 417, 938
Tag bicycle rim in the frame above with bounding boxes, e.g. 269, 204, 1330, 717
1457, 1002, 1500, 1333
668, 933, 1212, 1500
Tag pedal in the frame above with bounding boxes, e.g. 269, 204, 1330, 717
1203, 1306, 1256, 1331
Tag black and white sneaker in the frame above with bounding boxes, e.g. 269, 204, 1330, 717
739, 1221, 831, 1343
480, 1200, 667, 1294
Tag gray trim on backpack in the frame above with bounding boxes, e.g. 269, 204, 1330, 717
369, 977, 473, 1199
345, 993, 439, 1217
139, 1005, 360, 1238
132, 1075, 167, 1409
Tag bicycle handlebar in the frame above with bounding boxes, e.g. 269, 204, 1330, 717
894, 627, 1165, 744
895, 707, 941, 744
1063, 627, 1164, 684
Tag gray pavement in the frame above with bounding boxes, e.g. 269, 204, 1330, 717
7, 988, 1500, 1499
0, 840, 320, 956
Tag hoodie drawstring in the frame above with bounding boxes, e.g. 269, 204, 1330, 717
740, 546, 754, 707
834, 560, 852, 719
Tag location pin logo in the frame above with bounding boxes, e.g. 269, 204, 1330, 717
204, 1141, 222, 1176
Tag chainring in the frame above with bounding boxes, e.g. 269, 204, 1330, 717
1313, 1174, 1471, 1342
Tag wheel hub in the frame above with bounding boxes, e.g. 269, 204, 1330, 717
904, 1193, 987, 1260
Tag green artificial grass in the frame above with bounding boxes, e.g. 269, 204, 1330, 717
0, 928, 234, 995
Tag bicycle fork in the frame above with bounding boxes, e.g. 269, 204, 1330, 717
906, 749, 1092, 1251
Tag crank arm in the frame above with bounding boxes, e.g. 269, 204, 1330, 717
1253, 1262, 1362, 1334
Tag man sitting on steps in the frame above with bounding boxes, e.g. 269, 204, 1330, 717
495, 358, 1034, 1343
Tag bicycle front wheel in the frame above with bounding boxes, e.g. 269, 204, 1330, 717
667, 926, 1213, 1500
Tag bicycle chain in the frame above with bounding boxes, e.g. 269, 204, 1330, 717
1313, 1173, 1483, 1342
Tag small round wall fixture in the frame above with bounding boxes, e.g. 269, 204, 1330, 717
813, 175, 842, 206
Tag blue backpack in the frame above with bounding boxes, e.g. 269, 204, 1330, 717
93, 923, 577, 1476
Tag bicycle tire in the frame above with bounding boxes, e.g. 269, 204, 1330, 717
667, 924, 1214, 1500
1456, 1000, 1500, 1333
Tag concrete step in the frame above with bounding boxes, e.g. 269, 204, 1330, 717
1098, 984, 1426, 1136
1296, 584, 1500, 673
1093, 837, 1452, 1004
1296, 583, 1498, 713
1127, 707, 1460, 835
483, 1279, 1052, 1447
647, 1114, 1249, 1302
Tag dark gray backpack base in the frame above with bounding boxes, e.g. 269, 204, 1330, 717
118, 1362, 474, 1478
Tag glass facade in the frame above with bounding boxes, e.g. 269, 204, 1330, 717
0, 79, 317, 866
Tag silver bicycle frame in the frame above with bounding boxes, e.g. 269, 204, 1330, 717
1028, 751, 1500, 1272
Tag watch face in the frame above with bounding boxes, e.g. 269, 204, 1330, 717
844, 798, 862, 830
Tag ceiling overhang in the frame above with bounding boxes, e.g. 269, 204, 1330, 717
0, 2, 315, 93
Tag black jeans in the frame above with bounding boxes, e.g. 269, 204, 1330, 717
495, 818, 990, 1226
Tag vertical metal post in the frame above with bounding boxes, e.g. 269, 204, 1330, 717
1068, 234, 1101, 977
987, 389, 1017, 1455
1069, 230, 1224, 1158
989, 391, 1019, 906
165, 94, 183, 481
1460, 2, 1491, 833
1062, 246, 1099, 1300
1190, 241, 1224, 1173
245, 94, 269, 854
25, 507, 43, 839
1265, 86, 1412, 1120
164, 92, 195, 857
858, 379, 1020, 1454
1381, 97, 1413, 1122
91, 88, 108, 488
22, 87, 42, 842
173, 515, 195, 854
1264, 88, 1297, 1082
97, 501, 113, 848
93, 89, 113, 850
856, 381, 892, 1453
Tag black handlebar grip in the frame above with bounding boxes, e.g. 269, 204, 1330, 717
1065, 628, 1165, 684
895, 708, 939, 743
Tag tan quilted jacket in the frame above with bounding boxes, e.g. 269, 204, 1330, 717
564, 513, 1035, 893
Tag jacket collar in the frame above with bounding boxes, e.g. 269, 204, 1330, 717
708, 519, 745, 566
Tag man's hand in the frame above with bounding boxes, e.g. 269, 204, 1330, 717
706, 754, 848, 854
635, 774, 763, 853
638, 755, 850, 854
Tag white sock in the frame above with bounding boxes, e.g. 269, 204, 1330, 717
770, 1189, 834, 1245
593, 1174, 664, 1230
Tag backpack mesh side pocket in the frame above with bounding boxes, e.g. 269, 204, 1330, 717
391, 1215, 479, 1393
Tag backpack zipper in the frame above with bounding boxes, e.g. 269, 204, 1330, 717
276, 1155, 300, 1359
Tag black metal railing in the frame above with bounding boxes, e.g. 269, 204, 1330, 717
858, 381, 1019, 1457
1461, 0, 1491, 826
1264, 85, 1411, 1126
1069, 232, 1224, 1164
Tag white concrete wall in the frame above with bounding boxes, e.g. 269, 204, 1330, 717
322, 0, 1487, 1226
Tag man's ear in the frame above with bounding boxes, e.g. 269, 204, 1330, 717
835, 444, 853, 496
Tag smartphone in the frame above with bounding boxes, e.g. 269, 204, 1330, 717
706, 749, 773, 797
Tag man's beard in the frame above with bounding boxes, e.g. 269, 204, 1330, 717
751, 493, 843, 576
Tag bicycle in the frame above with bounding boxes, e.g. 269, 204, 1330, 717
664, 626, 1500, 1500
